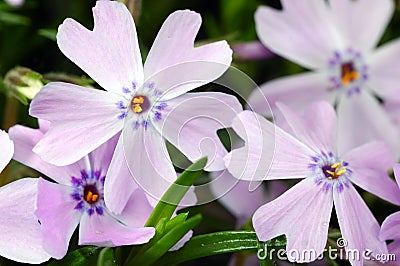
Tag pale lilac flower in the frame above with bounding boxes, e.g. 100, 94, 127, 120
226, 102, 400, 265
0, 130, 50, 263
379, 164, 400, 265
30, 1, 241, 212
4, 0, 24, 7
248, 0, 400, 155
9, 122, 155, 259
232, 41, 274, 61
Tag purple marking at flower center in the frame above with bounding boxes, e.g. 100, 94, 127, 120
328, 48, 368, 97
309, 152, 352, 193
70, 169, 105, 216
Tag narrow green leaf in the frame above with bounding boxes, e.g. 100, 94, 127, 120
38, 28, 57, 41
97, 248, 117, 266
128, 214, 202, 266
145, 157, 207, 227
0, 11, 29, 25
157, 231, 286, 265
47, 247, 101, 266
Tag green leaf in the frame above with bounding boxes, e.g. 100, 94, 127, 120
145, 157, 207, 227
47, 247, 101, 266
38, 28, 57, 41
128, 214, 202, 266
157, 231, 286, 265
97, 248, 117, 266
0, 11, 29, 25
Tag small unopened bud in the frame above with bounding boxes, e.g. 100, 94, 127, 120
3, 66, 43, 105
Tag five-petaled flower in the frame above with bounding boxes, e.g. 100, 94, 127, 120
29, 1, 241, 213
0, 130, 50, 264
248, 0, 400, 156
225, 101, 400, 266
9, 121, 155, 259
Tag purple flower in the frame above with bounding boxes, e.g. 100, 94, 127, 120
0, 130, 50, 263
379, 164, 400, 264
225, 102, 400, 265
4, 0, 24, 7
29, 1, 241, 213
248, 0, 400, 155
9, 122, 155, 259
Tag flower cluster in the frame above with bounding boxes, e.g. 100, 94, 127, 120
1, 1, 400, 266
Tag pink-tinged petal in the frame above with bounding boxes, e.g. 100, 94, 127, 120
89, 133, 120, 174
4, 0, 24, 7
9, 125, 80, 185
104, 136, 138, 214
30, 82, 123, 166
0, 130, 13, 173
210, 170, 265, 227
233, 41, 274, 61
114, 189, 153, 228
253, 178, 333, 263
342, 142, 400, 205
394, 164, 400, 188
367, 38, 400, 98
330, 0, 394, 53
169, 230, 193, 251
226, 111, 313, 181
255, 2, 339, 69
277, 101, 336, 153
121, 124, 180, 206
57, 1, 143, 93
35, 178, 81, 259
334, 184, 388, 266
78, 212, 155, 247
144, 10, 232, 100
336, 91, 399, 156
380, 212, 400, 241
0, 178, 50, 263
156, 92, 242, 171
247, 72, 335, 117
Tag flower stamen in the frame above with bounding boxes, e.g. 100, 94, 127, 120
131, 95, 150, 113
323, 160, 347, 180
341, 62, 359, 86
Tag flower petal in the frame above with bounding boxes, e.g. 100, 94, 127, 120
225, 111, 314, 181
277, 101, 337, 153
78, 212, 155, 247
57, 1, 143, 94
210, 170, 265, 228
144, 10, 232, 100
334, 183, 388, 265
104, 136, 138, 214
0, 178, 50, 263
367, 38, 400, 98
342, 141, 400, 205
253, 177, 333, 263
330, 0, 394, 53
255, 2, 339, 69
380, 212, 400, 241
336, 90, 399, 156
114, 189, 154, 228
9, 124, 80, 185
156, 92, 242, 171
30, 82, 123, 166
169, 230, 193, 251
121, 123, 180, 206
35, 178, 81, 259
0, 130, 13, 173
247, 72, 335, 117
